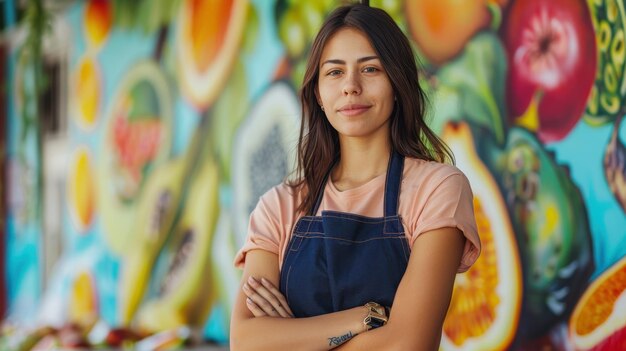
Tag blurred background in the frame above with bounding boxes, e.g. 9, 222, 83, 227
0, 0, 625, 350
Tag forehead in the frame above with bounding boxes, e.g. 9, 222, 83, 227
320, 27, 377, 61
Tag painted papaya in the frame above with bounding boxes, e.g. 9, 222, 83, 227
135, 156, 220, 331
118, 111, 218, 330
176, 0, 248, 110
231, 82, 300, 250
440, 122, 522, 351
117, 157, 187, 326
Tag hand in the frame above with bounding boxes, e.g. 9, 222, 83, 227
243, 276, 294, 318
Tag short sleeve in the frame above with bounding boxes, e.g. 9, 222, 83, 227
410, 173, 481, 272
233, 190, 282, 269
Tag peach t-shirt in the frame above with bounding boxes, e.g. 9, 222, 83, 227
234, 157, 481, 272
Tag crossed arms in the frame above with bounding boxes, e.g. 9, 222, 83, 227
229, 227, 466, 351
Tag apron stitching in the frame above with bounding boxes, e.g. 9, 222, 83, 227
285, 265, 292, 302
297, 232, 405, 236
320, 216, 394, 223
294, 236, 406, 243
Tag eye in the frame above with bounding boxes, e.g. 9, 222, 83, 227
362, 66, 379, 73
327, 69, 342, 77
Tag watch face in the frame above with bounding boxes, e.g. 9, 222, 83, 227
365, 315, 387, 329
364, 303, 388, 330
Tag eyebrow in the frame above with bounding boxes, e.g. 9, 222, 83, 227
321, 55, 380, 66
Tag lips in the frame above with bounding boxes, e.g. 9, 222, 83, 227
338, 104, 371, 116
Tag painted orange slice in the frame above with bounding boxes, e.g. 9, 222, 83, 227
569, 255, 626, 351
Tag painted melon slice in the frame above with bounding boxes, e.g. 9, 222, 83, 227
569, 255, 626, 351
440, 122, 523, 351
231, 81, 300, 250
176, 0, 248, 110
97, 60, 172, 255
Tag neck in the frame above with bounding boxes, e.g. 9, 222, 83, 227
332, 135, 391, 191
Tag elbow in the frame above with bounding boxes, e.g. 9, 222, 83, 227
230, 334, 270, 351
229, 331, 240, 351
386, 337, 439, 351
229, 323, 249, 351
229, 332, 251, 351
229, 328, 240, 351
230, 321, 266, 351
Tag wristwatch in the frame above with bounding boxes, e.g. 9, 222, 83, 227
363, 302, 388, 331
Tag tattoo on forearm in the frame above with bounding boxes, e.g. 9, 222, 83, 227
328, 331, 353, 347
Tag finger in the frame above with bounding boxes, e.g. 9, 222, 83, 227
246, 297, 268, 318
249, 277, 292, 318
248, 277, 288, 317
243, 282, 280, 317
246, 278, 283, 317
261, 278, 294, 317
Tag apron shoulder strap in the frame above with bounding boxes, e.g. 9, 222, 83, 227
383, 151, 404, 217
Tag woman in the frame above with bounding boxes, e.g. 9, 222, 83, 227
230, 4, 481, 350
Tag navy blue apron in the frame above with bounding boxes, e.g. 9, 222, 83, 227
280, 152, 411, 317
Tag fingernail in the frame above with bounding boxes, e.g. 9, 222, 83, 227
246, 297, 252, 304
242, 283, 249, 291
248, 276, 256, 284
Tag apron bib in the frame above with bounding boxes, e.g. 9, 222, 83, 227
280, 152, 411, 317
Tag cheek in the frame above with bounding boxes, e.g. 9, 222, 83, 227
378, 89, 395, 109
318, 81, 334, 97
370, 79, 394, 99
319, 91, 336, 109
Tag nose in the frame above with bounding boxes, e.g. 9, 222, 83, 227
342, 72, 361, 95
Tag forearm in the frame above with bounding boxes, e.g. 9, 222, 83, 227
230, 306, 366, 351
335, 320, 441, 351
336, 228, 466, 351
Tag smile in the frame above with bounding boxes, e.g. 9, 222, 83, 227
338, 104, 371, 116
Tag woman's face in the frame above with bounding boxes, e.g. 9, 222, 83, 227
317, 28, 395, 141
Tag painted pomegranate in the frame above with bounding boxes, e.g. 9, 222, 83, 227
501, 0, 597, 143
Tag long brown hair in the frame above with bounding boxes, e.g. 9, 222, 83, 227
288, 4, 453, 215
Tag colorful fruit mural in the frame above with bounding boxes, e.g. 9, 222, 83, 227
2, 0, 626, 349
